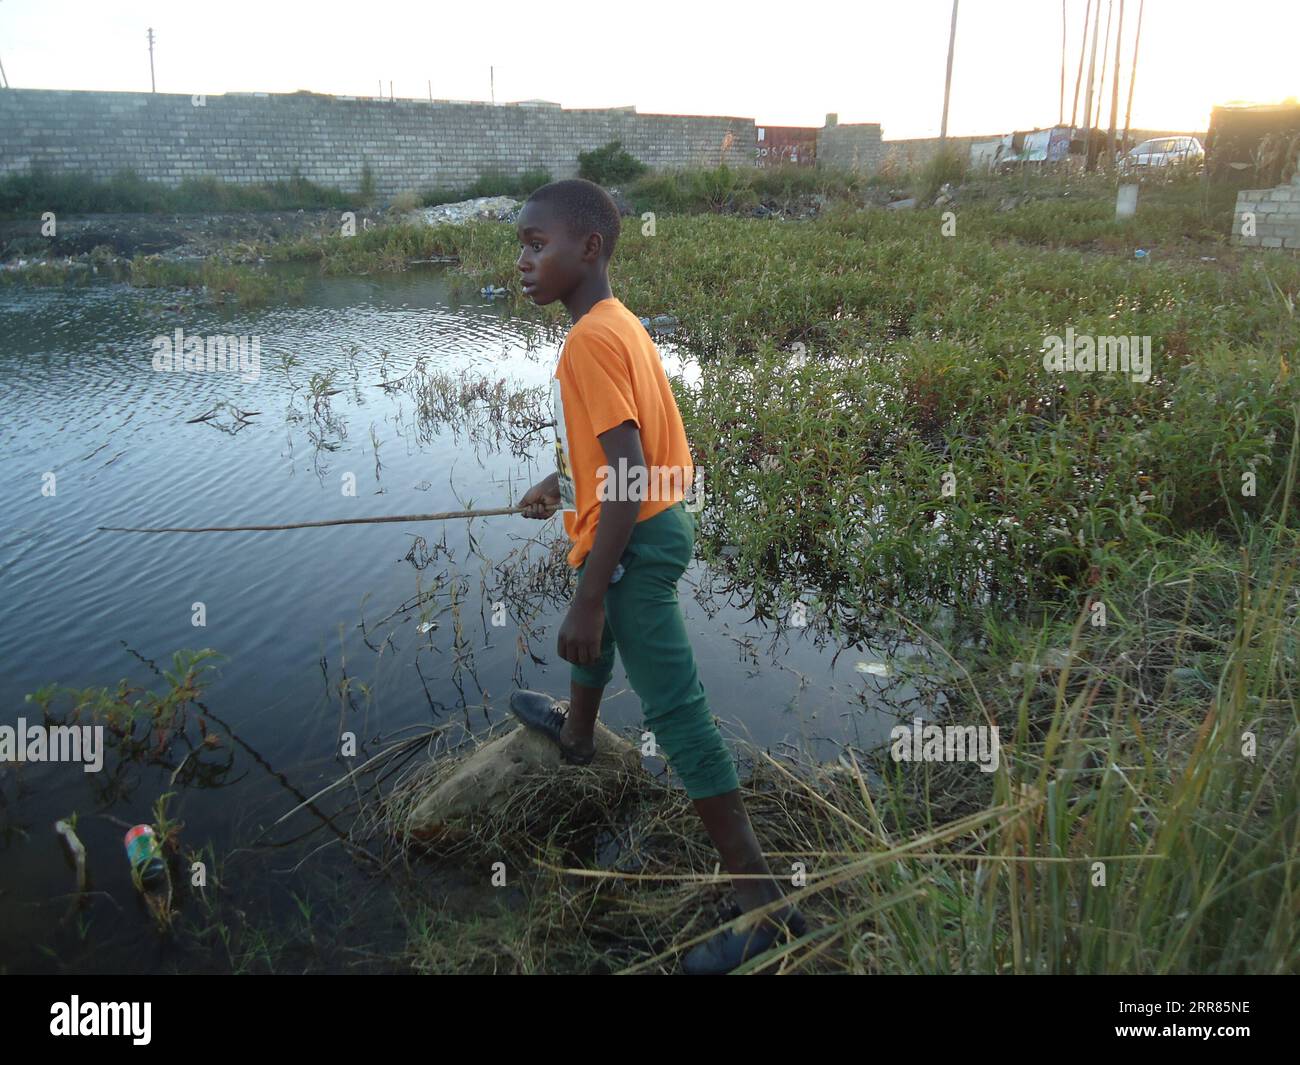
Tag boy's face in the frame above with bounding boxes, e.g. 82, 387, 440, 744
515, 200, 594, 305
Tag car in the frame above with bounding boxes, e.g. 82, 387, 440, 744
1120, 136, 1205, 173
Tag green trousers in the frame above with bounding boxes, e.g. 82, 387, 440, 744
572, 501, 740, 800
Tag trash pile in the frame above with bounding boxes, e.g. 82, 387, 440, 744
408, 196, 522, 227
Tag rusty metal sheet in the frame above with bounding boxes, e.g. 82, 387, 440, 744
755, 125, 817, 167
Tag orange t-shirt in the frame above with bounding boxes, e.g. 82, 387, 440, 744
552, 296, 694, 568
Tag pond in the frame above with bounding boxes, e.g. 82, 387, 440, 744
0, 267, 924, 972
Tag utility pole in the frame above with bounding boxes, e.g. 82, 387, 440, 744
1121, 0, 1144, 155
1080, 0, 1102, 168
147, 27, 156, 92
939, 0, 958, 145
1070, 0, 1092, 128
1060, 0, 1068, 126
1106, 0, 1125, 165
490, 65, 495, 105
1093, 0, 1112, 132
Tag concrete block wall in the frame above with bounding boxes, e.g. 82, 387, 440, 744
816, 122, 885, 173
1233, 174, 1300, 249
876, 134, 997, 174
0, 88, 756, 197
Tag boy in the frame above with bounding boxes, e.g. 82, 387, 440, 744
512, 179, 808, 974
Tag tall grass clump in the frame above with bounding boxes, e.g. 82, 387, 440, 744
807, 504, 1299, 973
913, 145, 967, 203
0, 167, 354, 217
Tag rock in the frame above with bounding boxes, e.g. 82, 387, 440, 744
404, 721, 641, 841
885, 197, 917, 211
410, 196, 522, 227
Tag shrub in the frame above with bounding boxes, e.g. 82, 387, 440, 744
577, 141, 648, 186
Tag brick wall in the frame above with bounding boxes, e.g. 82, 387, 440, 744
1233, 174, 1300, 249
0, 88, 756, 197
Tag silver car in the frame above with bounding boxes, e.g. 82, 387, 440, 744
1121, 136, 1205, 173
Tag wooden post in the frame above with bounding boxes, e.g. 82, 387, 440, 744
939, 0, 959, 145
1060, 0, 1068, 126
1081, 0, 1103, 169
1070, 0, 1092, 129
1107, 0, 1126, 166
1121, 0, 1145, 156
1093, 1, 1112, 132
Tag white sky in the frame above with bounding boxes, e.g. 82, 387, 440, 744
0, 0, 1295, 138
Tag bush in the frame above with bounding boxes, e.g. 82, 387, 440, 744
466, 169, 517, 198
577, 141, 648, 186
515, 168, 553, 196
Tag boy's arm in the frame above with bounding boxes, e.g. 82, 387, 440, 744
573, 420, 643, 607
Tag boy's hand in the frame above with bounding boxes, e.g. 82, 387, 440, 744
558, 598, 604, 666
519, 475, 561, 519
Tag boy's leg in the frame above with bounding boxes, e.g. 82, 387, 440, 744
690, 791, 787, 913
564, 570, 616, 759
604, 505, 790, 915
561, 681, 603, 761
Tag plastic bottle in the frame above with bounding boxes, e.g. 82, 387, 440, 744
124, 825, 168, 890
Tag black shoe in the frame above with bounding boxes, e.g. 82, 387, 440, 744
508, 690, 596, 766
681, 903, 808, 975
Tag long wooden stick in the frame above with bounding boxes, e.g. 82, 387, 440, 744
98, 503, 558, 535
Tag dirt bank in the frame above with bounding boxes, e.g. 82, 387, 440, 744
0, 207, 385, 263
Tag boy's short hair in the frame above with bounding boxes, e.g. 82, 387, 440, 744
525, 179, 621, 260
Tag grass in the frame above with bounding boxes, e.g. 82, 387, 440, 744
128, 256, 305, 307
0, 165, 559, 220
0, 167, 356, 217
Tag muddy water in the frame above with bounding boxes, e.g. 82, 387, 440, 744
0, 268, 920, 972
